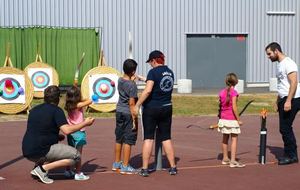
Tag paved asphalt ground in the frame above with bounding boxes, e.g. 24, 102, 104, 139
1, 114, 300, 190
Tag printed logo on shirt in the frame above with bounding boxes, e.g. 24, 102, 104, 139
160, 75, 174, 92
276, 71, 284, 80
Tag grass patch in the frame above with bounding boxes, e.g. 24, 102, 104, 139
172, 94, 276, 116
2, 93, 276, 119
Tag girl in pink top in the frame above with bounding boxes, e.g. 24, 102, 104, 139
64, 86, 92, 180
218, 73, 245, 168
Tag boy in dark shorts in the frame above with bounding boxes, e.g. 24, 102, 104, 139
112, 59, 139, 174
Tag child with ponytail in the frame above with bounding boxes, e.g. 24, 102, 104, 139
218, 73, 245, 168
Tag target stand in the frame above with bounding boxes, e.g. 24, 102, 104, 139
24, 54, 59, 98
81, 55, 121, 112
0, 55, 33, 114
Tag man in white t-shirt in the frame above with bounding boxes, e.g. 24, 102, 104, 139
265, 42, 300, 165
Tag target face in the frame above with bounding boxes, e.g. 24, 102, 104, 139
0, 78, 20, 100
93, 77, 116, 100
31, 71, 50, 89
28, 68, 53, 91
89, 74, 119, 103
0, 74, 26, 104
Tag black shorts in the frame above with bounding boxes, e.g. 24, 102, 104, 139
115, 112, 137, 145
142, 105, 172, 141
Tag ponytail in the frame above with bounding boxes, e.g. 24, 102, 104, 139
225, 86, 231, 105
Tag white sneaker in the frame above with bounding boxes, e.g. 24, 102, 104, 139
221, 159, 230, 165
229, 161, 245, 168
31, 166, 54, 184
74, 172, 90, 181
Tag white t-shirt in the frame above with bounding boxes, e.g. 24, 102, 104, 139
276, 57, 300, 98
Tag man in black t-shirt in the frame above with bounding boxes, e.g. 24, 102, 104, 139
22, 85, 94, 184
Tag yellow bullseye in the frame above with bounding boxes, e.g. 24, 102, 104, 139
37, 76, 44, 83
100, 84, 108, 93
6, 87, 13, 93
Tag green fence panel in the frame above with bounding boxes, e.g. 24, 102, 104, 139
0, 27, 100, 85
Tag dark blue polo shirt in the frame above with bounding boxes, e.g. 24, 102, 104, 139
143, 65, 174, 108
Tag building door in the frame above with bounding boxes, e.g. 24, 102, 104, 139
186, 34, 247, 89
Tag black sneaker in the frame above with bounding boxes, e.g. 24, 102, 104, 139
169, 167, 177, 175
278, 156, 298, 165
139, 169, 149, 177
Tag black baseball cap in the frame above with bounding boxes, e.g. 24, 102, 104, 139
146, 50, 164, 63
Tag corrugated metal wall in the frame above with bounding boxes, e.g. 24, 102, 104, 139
0, 0, 299, 84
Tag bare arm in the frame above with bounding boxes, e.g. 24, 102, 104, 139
284, 71, 298, 111
77, 99, 92, 109
60, 117, 95, 135
136, 75, 146, 82
129, 97, 138, 130
131, 74, 146, 82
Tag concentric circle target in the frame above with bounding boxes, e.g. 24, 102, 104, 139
0, 78, 21, 100
92, 77, 116, 100
31, 71, 50, 89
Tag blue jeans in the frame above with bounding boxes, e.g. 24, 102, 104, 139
278, 97, 300, 158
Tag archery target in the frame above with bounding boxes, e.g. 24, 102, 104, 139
89, 74, 119, 103
0, 74, 25, 104
27, 68, 53, 91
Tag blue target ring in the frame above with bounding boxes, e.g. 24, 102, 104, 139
31, 71, 50, 89
0, 78, 21, 100
93, 77, 116, 100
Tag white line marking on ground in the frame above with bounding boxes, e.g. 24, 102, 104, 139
48, 161, 277, 176
178, 161, 276, 170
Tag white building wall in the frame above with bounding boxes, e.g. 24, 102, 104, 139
0, 0, 299, 84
